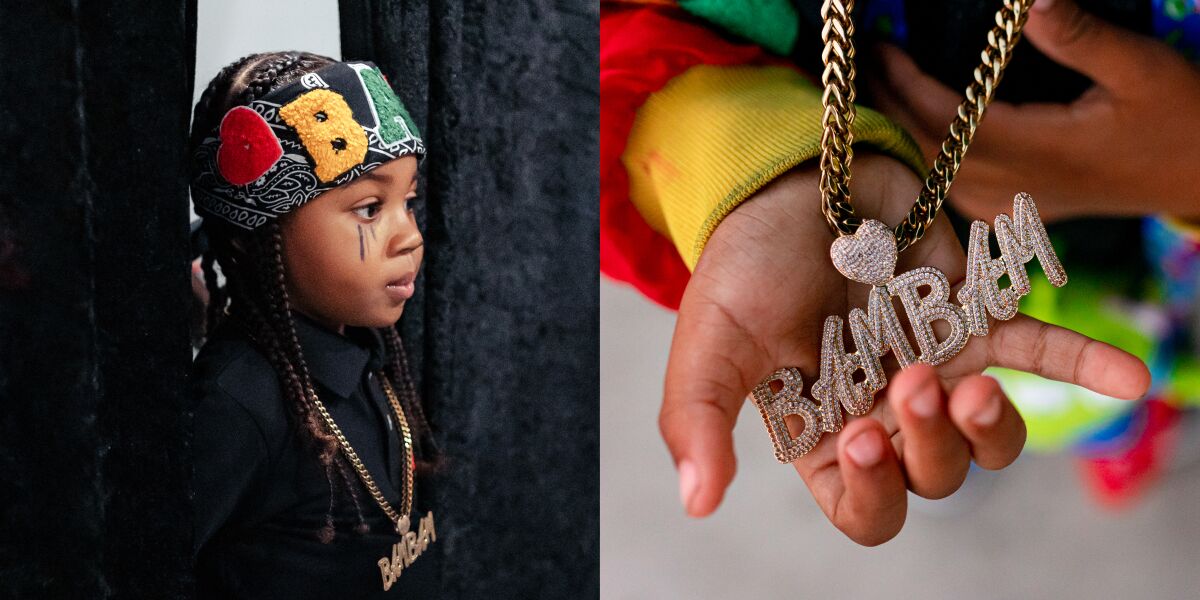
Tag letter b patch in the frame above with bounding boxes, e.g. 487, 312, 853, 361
279, 88, 368, 182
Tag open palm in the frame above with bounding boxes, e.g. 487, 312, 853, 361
659, 151, 1150, 545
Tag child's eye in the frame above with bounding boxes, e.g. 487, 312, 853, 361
404, 193, 420, 212
352, 200, 383, 220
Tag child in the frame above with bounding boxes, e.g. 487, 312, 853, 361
190, 51, 438, 598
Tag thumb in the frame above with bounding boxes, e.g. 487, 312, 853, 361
658, 303, 757, 518
1025, 0, 1162, 93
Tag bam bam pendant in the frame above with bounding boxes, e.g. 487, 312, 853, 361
751, 193, 1067, 463
377, 511, 437, 591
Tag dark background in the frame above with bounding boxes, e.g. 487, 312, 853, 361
0, 1, 598, 598
340, 1, 600, 597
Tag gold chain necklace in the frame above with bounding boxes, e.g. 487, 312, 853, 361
307, 373, 436, 591
818, 0, 1030, 250
751, 0, 1072, 463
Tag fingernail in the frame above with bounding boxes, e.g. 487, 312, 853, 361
909, 380, 940, 419
972, 393, 1003, 427
1033, 0, 1054, 12
846, 430, 883, 467
678, 460, 699, 515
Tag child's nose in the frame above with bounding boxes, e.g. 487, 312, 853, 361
387, 223, 423, 258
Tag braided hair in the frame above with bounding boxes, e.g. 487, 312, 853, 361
191, 51, 435, 543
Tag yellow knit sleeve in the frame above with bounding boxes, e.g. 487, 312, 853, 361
622, 64, 928, 270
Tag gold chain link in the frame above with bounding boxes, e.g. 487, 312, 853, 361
819, 0, 1032, 252
309, 372, 414, 528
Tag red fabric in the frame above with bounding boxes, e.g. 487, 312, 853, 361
217, 106, 283, 186
600, 3, 772, 310
1078, 399, 1182, 509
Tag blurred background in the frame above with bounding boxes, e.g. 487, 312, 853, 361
600, 279, 1200, 600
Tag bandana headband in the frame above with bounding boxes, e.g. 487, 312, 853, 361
191, 61, 425, 231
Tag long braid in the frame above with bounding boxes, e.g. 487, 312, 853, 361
191, 53, 260, 339
381, 327, 440, 472
334, 456, 373, 535
260, 226, 338, 458
260, 226, 374, 539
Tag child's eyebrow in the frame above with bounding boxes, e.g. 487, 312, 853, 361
361, 169, 418, 189
362, 169, 395, 185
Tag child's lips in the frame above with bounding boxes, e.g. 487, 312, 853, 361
385, 274, 415, 301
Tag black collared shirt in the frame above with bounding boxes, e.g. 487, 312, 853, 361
191, 313, 437, 599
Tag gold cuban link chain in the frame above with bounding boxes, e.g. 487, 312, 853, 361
818, 0, 1033, 251
309, 372, 415, 530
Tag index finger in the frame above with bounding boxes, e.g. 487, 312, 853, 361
962, 313, 1150, 400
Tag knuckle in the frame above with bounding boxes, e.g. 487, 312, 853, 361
1055, 6, 1097, 49
656, 403, 685, 446
656, 403, 690, 442
1030, 320, 1054, 376
656, 408, 672, 439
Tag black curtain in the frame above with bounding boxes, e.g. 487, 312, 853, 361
339, 1, 599, 598
0, 1, 197, 598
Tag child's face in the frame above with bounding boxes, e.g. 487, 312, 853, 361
279, 155, 422, 332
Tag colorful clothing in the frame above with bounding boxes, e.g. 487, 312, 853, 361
600, 0, 924, 308
601, 2, 769, 308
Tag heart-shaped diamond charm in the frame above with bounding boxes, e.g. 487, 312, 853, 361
829, 219, 898, 286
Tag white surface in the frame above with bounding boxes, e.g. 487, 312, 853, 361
194, 0, 341, 109
600, 279, 1200, 600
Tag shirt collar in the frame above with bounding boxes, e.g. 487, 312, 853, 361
291, 311, 387, 399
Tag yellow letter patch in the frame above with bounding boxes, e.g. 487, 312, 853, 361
278, 89, 368, 182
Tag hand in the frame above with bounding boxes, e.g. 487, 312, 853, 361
658, 151, 1150, 545
865, 0, 1200, 222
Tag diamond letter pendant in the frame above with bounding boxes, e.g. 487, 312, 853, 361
752, 193, 1067, 463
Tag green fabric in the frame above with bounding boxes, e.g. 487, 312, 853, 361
679, 0, 798, 55
362, 66, 422, 145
